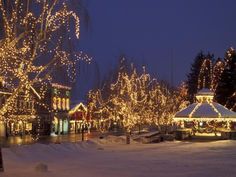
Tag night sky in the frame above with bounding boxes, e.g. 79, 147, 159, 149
73, 0, 236, 101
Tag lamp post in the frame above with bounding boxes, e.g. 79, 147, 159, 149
0, 135, 4, 172
81, 124, 84, 141
0, 143, 4, 172
0, 123, 6, 172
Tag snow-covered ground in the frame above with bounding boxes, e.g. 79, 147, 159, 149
2, 136, 236, 177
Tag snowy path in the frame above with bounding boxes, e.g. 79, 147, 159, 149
1, 137, 236, 177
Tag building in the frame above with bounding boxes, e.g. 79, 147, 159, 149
173, 88, 236, 138
0, 78, 38, 137
0, 80, 72, 137
69, 102, 91, 133
36, 83, 71, 136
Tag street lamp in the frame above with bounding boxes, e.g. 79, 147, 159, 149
0, 123, 4, 172
0, 146, 4, 172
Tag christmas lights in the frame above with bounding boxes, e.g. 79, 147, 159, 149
87, 62, 188, 133
0, 1, 91, 137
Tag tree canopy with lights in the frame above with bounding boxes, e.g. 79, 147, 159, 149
87, 58, 188, 133
0, 0, 91, 122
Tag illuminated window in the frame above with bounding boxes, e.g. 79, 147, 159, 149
66, 98, 70, 110
26, 123, 32, 131
57, 97, 61, 110
62, 98, 66, 110
53, 97, 57, 110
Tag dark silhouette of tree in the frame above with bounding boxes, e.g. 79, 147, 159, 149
186, 52, 214, 103
215, 47, 236, 111
212, 58, 224, 92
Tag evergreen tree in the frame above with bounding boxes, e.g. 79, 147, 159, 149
197, 53, 214, 89
186, 52, 214, 103
215, 47, 236, 111
212, 58, 225, 92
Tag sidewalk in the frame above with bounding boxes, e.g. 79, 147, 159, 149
0, 132, 101, 147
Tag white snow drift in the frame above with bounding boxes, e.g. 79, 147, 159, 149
1, 136, 236, 177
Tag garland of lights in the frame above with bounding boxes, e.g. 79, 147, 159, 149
0, 1, 91, 139
87, 62, 188, 132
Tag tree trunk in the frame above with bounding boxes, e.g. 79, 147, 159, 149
156, 124, 161, 133
138, 124, 141, 134
126, 131, 131, 144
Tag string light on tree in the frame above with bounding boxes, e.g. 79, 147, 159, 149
0, 1, 91, 137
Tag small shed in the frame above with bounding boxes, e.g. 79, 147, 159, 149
69, 102, 91, 133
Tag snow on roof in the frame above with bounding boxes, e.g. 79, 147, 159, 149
213, 103, 236, 118
174, 88, 236, 120
197, 88, 214, 96
175, 103, 198, 117
51, 83, 71, 90
69, 102, 87, 115
174, 102, 236, 119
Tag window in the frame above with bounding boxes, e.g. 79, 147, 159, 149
66, 98, 70, 110
57, 97, 61, 110
53, 97, 57, 110
62, 98, 66, 110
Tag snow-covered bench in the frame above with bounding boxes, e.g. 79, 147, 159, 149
133, 131, 161, 143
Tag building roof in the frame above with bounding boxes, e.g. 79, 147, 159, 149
69, 102, 87, 115
51, 83, 71, 90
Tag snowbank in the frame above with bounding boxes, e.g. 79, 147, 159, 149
1, 139, 236, 177
93, 135, 137, 145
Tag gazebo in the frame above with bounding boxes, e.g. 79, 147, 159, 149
173, 88, 236, 138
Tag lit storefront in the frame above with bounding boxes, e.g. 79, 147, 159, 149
69, 103, 91, 133
50, 83, 71, 135
7, 117, 34, 136
0, 83, 37, 137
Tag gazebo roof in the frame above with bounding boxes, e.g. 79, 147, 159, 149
196, 88, 214, 96
173, 88, 236, 121
175, 102, 236, 119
